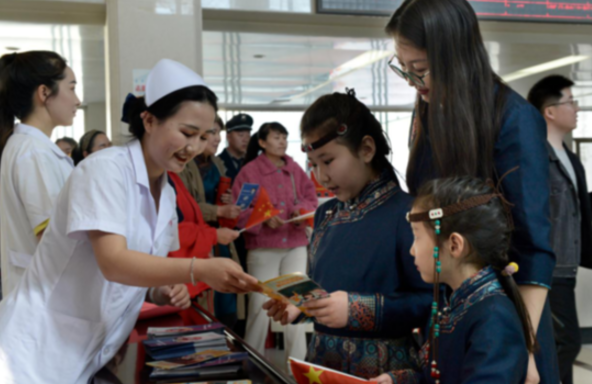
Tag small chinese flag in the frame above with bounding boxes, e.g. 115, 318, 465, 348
244, 187, 280, 229
289, 358, 373, 384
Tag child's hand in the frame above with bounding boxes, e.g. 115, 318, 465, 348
303, 290, 348, 328
216, 228, 240, 245
264, 216, 285, 229
195, 258, 259, 294
370, 374, 393, 384
262, 300, 301, 325
153, 284, 191, 309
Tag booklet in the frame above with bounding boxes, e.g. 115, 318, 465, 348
256, 273, 329, 317
147, 323, 225, 339
149, 364, 242, 380
147, 349, 233, 370
235, 183, 259, 210
144, 332, 226, 349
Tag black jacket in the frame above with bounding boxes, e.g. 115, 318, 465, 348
548, 142, 592, 270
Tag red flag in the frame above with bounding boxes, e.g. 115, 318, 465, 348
289, 358, 374, 384
244, 187, 280, 229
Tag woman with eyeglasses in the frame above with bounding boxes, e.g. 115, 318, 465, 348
384, 1, 559, 384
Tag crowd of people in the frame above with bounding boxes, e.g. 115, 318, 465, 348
0, 0, 589, 383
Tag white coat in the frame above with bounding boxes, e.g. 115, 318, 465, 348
0, 139, 179, 383
0, 123, 74, 296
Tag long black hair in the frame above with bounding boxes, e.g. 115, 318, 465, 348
385, 0, 508, 195
300, 90, 396, 181
243, 122, 288, 166
0, 51, 67, 157
124, 86, 218, 140
414, 176, 538, 353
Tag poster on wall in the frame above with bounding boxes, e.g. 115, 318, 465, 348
132, 69, 150, 97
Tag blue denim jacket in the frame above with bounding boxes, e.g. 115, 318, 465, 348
409, 87, 556, 288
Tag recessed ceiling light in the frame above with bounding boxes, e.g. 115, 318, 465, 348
5, 47, 19, 51
502, 55, 590, 83
253, 54, 265, 59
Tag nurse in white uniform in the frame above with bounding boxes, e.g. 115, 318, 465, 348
0, 59, 258, 384
0, 51, 80, 297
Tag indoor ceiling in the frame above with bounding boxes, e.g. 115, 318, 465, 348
1, 2, 592, 109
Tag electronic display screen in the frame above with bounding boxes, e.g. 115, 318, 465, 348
317, 0, 592, 24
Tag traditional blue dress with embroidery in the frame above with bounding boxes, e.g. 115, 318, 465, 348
408, 88, 559, 383
305, 171, 432, 379
389, 267, 529, 383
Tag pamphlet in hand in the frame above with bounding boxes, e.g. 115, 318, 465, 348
235, 183, 259, 210
256, 272, 329, 317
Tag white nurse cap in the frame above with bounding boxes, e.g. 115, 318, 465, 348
145, 59, 208, 107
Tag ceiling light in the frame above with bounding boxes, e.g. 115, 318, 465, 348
502, 55, 590, 83
281, 50, 391, 102
5, 47, 19, 51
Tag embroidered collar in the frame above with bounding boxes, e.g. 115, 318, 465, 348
338, 170, 397, 211
449, 266, 499, 310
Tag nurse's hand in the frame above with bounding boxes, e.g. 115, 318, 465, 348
263, 300, 301, 325
217, 205, 241, 219
152, 284, 191, 309
216, 228, 240, 245
303, 291, 348, 328
195, 258, 259, 294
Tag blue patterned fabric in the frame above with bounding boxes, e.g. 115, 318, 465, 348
307, 331, 420, 380
389, 267, 529, 383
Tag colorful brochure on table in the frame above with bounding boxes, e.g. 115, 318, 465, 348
147, 323, 225, 339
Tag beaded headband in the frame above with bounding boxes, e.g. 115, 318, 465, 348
301, 124, 348, 153
406, 193, 500, 224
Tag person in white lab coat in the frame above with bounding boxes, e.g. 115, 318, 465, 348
0, 51, 80, 298
0, 59, 259, 384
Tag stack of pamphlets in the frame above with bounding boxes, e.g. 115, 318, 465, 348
143, 323, 248, 380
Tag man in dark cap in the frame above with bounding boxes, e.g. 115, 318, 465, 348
218, 113, 253, 182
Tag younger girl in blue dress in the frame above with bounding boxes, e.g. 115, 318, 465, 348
264, 90, 432, 378
373, 176, 536, 383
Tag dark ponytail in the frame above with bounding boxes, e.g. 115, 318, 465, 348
0, 51, 67, 157
414, 176, 538, 353
243, 122, 288, 166
123, 86, 218, 140
300, 89, 396, 182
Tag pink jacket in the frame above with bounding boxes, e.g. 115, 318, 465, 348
233, 154, 318, 250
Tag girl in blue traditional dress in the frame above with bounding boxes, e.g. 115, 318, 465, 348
263, 90, 432, 378
373, 176, 536, 383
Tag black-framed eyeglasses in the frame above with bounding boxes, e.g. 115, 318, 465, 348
388, 55, 430, 87
547, 100, 579, 108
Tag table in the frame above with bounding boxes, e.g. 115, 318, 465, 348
92, 304, 295, 384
